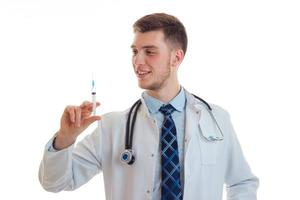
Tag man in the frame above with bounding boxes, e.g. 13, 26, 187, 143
39, 13, 259, 200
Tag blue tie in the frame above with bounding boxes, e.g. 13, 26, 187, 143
159, 104, 183, 200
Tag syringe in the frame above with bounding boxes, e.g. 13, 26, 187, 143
92, 73, 96, 115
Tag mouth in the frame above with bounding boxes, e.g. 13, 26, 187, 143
136, 70, 151, 79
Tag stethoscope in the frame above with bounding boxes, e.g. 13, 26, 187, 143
120, 94, 224, 165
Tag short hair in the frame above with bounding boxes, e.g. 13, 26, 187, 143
133, 13, 188, 54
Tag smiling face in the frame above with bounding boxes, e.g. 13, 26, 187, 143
131, 30, 177, 91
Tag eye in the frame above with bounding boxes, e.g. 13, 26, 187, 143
146, 50, 156, 55
132, 49, 138, 55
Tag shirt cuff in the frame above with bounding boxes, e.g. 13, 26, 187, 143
47, 134, 59, 152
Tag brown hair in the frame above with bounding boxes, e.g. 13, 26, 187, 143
133, 13, 188, 54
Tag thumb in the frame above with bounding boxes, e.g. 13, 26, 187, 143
84, 115, 101, 127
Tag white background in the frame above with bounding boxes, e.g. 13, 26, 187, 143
0, 0, 299, 199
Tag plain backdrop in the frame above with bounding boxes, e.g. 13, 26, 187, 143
0, 0, 299, 199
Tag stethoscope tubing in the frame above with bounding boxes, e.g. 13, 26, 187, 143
121, 94, 224, 165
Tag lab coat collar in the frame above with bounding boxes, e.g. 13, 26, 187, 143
184, 88, 207, 112
141, 87, 186, 114
183, 89, 202, 144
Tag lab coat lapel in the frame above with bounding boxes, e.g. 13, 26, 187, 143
184, 92, 202, 150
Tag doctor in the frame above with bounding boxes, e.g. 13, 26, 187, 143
39, 13, 259, 200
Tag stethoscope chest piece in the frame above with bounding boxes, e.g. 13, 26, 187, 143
120, 149, 135, 165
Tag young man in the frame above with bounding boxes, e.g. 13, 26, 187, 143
39, 13, 259, 200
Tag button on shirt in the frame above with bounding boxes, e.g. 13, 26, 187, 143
142, 88, 186, 200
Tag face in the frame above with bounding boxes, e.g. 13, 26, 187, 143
131, 30, 176, 91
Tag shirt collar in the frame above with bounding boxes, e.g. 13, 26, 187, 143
142, 87, 186, 114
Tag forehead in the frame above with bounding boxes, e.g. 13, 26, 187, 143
131, 30, 167, 49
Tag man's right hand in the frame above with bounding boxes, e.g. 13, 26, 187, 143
54, 101, 101, 150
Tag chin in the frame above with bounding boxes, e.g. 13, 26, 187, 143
138, 82, 160, 91
137, 81, 149, 89
138, 82, 148, 90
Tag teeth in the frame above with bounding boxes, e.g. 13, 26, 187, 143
137, 71, 150, 75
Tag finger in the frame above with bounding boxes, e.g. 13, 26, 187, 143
80, 101, 92, 108
82, 111, 92, 119
66, 106, 75, 123
81, 102, 100, 115
84, 115, 101, 127
86, 102, 101, 112
75, 107, 82, 127
80, 101, 101, 109
82, 105, 100, 118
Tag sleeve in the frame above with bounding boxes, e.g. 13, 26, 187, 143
224, 112, 259, 200
38, 124, 103, 193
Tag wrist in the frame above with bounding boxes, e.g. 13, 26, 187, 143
53, 131, 76, 150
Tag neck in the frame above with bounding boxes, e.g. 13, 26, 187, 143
146, 82, 181, 103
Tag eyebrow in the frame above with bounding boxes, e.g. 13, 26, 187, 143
130, 45, 158, 49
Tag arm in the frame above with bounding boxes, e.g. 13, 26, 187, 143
38, 101, 102, 192
224, 113, 259, 200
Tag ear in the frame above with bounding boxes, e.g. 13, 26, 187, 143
171, 49, 184, 67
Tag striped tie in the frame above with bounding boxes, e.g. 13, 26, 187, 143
159, 104, 183, 200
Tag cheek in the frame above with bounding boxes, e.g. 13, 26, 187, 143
131, 57, 135, 67
132, 55, 136, 65
146, 54, 165, 66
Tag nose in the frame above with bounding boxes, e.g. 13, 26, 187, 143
133, 51, 145, 67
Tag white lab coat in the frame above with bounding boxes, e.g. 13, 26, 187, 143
39, 90, 259, 200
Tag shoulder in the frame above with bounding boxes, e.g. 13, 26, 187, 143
208, 103, 233, 131
184, 89, 230, 119
210, 103, 231, 119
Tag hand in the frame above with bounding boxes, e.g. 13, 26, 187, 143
54, 101, 101, 150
